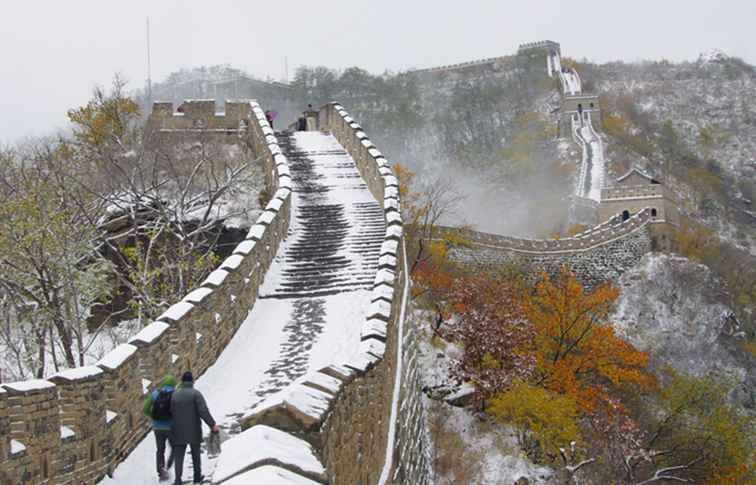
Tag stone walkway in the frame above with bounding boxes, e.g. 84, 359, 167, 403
100, 131, 385, 484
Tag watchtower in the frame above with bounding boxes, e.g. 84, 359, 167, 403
560, 94, 601, 136
599, 167, 680, 251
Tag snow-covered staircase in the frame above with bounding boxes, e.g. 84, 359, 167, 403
99, 131, 387, 484
261, 133, 384, 300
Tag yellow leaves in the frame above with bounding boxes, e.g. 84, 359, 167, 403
67, 80, 140, 148
490, 379, 582, 460
675, 219, 720, 263
523, 268, 653, 412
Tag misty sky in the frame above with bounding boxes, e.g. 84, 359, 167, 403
1, 0, 754, 142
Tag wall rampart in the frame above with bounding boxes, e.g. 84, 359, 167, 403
0, 100, 291, 485
437, 208, 657, 287
148, 100, 252, 140
234, 103, 429, 485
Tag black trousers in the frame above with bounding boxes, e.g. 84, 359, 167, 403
154, 429, 173, 475
173, 443, 202, 484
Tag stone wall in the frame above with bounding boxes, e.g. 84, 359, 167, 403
234, 103, 430, 485
0, 100, 291, 485
439, 208, 658, 287
148, 100, 252, 143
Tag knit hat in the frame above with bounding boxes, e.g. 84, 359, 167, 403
161, 374, 177, 387
181, 371, 194, 383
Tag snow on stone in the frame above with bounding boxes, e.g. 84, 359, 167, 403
60, 426, 75, 440
221, 465, 322, 485
203, 269, 230, 287
128, 322, 170, 345
257, 211, 276, 225
359, 338, 386, 359
53, 365, 103, 381
2, 379, 55, 392
212, 425, 325, 484
10, 440, 26, 455
221, 254, 245, 272
97, 344, 138, 371
184, 287, 214, 304
232, 239, 257, 256
247, 224, 266, 241
300, 372, 342, 396
106, 410, 118, 424
158, 301, 194, 322
141, 379, 152, 395
361, 318, 388, 341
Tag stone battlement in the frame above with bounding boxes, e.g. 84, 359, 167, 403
149, 99, 252, 132
0, 101, 292, 485
518, 40, 561, 55
437, 208, 668, 287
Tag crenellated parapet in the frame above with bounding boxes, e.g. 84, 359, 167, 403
148, 99, 252, 138
517, 40, 561, 56
228, 103, 430, 485
0, 100, 292, 485
437, 208, 672, 287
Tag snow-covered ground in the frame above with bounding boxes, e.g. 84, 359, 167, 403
579, 117, 605, 201
413, 310, 555, 484
100, 132, 384, 484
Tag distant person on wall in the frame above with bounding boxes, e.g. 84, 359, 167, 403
264, 110, 277, 129
143, 374, 177, 481
305, 103, 318, 131
170, 371, 219, 484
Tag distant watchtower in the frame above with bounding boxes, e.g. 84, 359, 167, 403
517, 40, 561, 58
599, 167, 680, 250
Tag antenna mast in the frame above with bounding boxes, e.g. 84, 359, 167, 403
146, 17, 153, 105
284, 56, 289, 83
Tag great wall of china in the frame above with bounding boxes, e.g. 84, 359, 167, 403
0, 41, 679, 485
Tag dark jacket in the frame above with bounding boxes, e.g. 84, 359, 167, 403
170, 381, 216, 445
142, 375, 177, 431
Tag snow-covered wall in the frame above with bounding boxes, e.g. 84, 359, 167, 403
237, 103, 431, 485
0, 101, 292, 485
441, 208, 659, 287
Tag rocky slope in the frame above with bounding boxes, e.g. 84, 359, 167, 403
612, 253, 754, 410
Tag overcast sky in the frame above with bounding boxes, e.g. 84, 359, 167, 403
1, 0, 754, 142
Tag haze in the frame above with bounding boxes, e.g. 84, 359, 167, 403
1, 0, 754, 142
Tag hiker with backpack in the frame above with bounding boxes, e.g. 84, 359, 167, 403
171, 371, 219, 485
143, 374, 178, 481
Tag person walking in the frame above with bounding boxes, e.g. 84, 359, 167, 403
142, 374, 177, 481
170, 371, 219, 484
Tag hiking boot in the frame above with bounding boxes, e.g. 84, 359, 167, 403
193, 475, 205, 483
158, 468, 169, 481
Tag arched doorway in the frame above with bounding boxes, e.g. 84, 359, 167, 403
622, 210, 630, 221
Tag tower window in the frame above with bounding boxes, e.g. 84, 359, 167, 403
622, 210, 630, 221
651, 208, 658, 217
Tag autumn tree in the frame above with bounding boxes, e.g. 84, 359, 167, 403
444, 274, 535, 407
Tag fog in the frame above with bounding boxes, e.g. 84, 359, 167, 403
2, 0, 756, 142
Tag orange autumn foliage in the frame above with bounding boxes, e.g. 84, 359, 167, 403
522, 268, 655, 412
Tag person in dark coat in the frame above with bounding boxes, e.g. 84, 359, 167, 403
170, 371, 219, 484
142, 374, 177, 481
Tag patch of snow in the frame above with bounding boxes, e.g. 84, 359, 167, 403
2, 379, 55, 393
158, 301, 194, 323
97, 344, 138, 371
128, 322, 170, 345
142, 379, 152, 395
53, 366, 103, 382
222, 465, 321, 485
60, 426, 75, 440
106, 410, 118, 424
10, 440, 26, 455
213, 425, 325, 483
